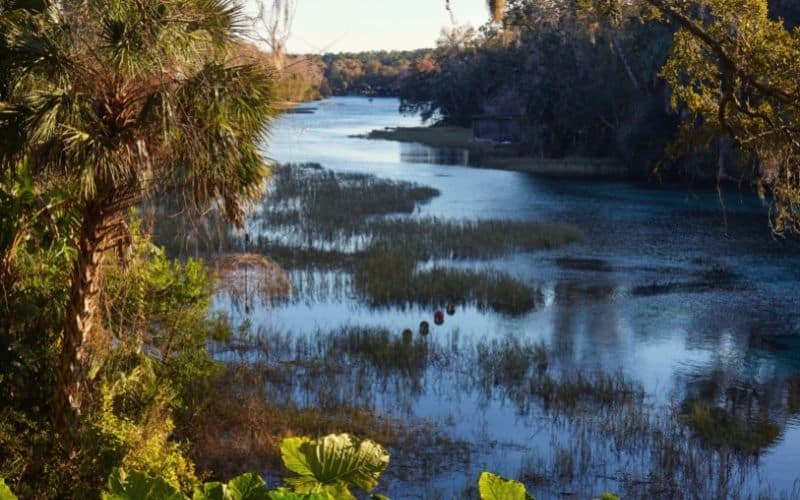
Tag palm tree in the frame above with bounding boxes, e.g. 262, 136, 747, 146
0, 0, 276, 440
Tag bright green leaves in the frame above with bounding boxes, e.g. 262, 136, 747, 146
280, 434, 390, 500
265, 490, 326, 500
103, 468, 186, 500
104, 469, 276, 500
191, 472, 271, 500
102, 434, 390, 500
478, 472, 534, 500
221, 473, 270, 500
0, 478, 17, 500
656, 0, 800, 233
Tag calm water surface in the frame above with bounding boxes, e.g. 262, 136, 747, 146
229, 97, 800, 498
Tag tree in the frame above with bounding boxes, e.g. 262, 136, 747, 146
482, 0, 800, 234
248, 0, 297, 70
0, 0, 276, 441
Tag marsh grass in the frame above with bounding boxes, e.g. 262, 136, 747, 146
262, 163, 440, 237
187, 366, 460, 483
326, 326, 431, 377
684, 400, 781, 454
366, 217, 582, 260
251, 164, 581, 312
190, 327, 475, 484
202, 326, 799, 497
353, 248, 538, 314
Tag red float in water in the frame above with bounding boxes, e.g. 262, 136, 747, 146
434, 310, 445, 325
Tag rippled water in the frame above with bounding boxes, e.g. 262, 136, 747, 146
223, 97, 800, 498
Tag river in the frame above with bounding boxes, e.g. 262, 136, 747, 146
226, 97, 800, 498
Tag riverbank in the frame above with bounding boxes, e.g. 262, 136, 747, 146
275, 101, 318, 114
360, 126, 627, 177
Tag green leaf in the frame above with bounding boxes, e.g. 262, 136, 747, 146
193, 482, 224, 500
280, 434, 390, 496
0, 478, 18, 500
102, 468, 186, 500
266, 489, 326, 500
283, 478, 353, 500
227, 473, 269, 500
598, 493, 620, 500
478, 472, 533, 500
280, 437, 316, 477
191, 473, 268, 500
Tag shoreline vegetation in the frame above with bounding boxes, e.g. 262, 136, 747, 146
358, 126, 628, 177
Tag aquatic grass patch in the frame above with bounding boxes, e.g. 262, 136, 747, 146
366, 217, 582, 260
207, 326, 800, 497
187, 349, 470, 484
261, 163, 440, 236
253, 164, 582, 260
326, 326, 431, 378
352, 247, 538, 315
247, 163, 582, 312
683, 400, 781, 455
360, 126, 489, 152
474, 336, 644, 413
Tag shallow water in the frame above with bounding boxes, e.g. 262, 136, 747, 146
224, 97, 800, 498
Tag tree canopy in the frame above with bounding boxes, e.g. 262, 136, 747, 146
0, 0, 276, 440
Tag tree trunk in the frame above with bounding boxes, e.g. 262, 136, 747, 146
609, 30, 640, 91
52, 204, 123, 442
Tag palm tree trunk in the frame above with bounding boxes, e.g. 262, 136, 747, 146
52, 205, 123, 441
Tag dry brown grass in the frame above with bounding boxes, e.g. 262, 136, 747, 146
186, 363, 454, 482
214, 253, 292, 305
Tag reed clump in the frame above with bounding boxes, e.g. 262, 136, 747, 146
353, 248, 538, 315
684, 400, 781, 454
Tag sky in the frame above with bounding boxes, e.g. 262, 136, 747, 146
272, 0, 491, 54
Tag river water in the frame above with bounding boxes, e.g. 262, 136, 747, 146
234, 97, 800, 498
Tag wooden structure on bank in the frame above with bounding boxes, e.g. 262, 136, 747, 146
472, 114, 522, 144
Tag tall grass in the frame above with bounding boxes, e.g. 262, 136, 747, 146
250, 164, 581, 313
200, 325, 798, 497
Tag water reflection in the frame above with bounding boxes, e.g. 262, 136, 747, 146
399, 143, 470, 166
213, 97, 800, 497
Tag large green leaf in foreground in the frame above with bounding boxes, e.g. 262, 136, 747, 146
0, 478, 17, 500
478, 472, 534, 500
281, 433, 390, 499
103, 469, 185, 500
103, 469, 282, 500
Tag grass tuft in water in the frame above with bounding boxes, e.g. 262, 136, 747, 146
684, 400, 781, 454
353, 248, 538, 315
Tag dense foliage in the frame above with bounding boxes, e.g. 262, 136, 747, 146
403, 0, 800, 232
0, 0, 273, 496
317, 50, 429, 97
1, 431, 618, 499
400, 4, 688, 175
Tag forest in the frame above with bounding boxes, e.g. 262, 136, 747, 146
3, 0, 800, 499
397, 0, 800, 185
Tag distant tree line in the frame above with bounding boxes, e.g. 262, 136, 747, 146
242, 47, 431, 101
317, 50, 430, 97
